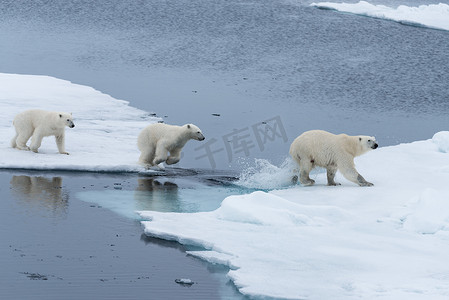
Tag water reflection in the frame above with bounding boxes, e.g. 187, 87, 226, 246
134, 178, 181, 212
10, 175, 68, 216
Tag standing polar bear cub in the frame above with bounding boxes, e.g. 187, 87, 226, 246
290, 130, 378, 186
11, 109, 75, 155
138, 123, 205, 167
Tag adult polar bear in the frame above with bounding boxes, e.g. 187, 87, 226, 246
290, 130, 378, 186
138, 123, 205, 167
11, 109, 75, 155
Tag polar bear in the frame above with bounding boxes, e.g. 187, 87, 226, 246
11, 109, 75, 155
137, 123, 205, 167
289, 130, 378, 186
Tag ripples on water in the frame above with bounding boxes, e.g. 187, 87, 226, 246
2, 0, 448, 110
1, 0, 448, 168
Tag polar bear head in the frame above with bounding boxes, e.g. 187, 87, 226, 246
59, 113, 75, 128
358, 136, 378, 154
185, 124, 205, 141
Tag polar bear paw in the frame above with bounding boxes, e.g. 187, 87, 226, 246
301, 179, 315, 186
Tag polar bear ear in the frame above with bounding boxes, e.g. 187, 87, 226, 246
359, 137, 361, 141
59, 114, 62, 118
187, 124, 191, 129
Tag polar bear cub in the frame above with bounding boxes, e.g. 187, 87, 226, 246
290, 130, 378, 186
138, 123, 205, 167
11, 109, 75, 155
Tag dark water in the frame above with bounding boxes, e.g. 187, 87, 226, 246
0, 170, 247, 300
1, 0, 448, 170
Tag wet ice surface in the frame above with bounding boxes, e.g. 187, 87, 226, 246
76, 169, 252, 219
0, 170, 247, 300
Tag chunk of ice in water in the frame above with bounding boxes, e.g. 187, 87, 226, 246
175, 278, 194, 285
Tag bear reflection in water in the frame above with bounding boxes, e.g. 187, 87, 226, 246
134, 178, 181, 212
10, 175, 68, 215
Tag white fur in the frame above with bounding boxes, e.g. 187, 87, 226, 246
11, 109, 75, 155
289, 130, 378, 186
137, 123, 205, 167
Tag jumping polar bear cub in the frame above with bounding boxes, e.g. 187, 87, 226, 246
137, 123, 205, 167
11, 109, 75, 155
289, 130, 378, 186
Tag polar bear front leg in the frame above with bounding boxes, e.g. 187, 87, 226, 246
339, 165, 373, 187
326, 166, 341, 186
55, 134, 69, 155
153, 143, 169, 166
356, 174, 373, 187
166, 149, 181, 165
30, 129, 44, 153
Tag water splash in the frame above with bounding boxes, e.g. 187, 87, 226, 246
235, 157, 298, 190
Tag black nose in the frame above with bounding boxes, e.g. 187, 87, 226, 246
71, 124, 75, 128
373, 143, 378, 149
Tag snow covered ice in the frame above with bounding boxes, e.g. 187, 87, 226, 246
311, 1, 449, 31
140, 136, 449, 299
0, 73, 160, 172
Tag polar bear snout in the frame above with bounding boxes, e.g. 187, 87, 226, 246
194, 131, 205, 141
366, 137, 378, 150
69, 122, 75, 128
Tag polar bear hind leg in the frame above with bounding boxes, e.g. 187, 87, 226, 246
11, 132, 18, 148
15, 127, 33, 150
298, 158, 315, 186
30, 128, 45, 153
139, 145, 156, 166
291, 153, 315, 186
